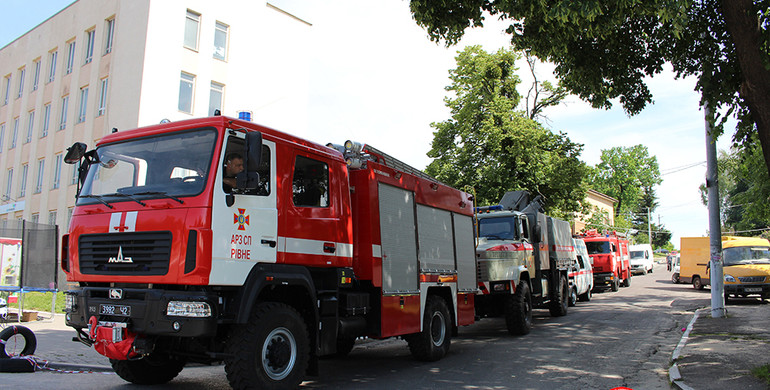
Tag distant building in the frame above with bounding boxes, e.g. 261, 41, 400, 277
0, 0, 311, 239
573, 189, 617, 235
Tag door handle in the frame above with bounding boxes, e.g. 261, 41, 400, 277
323, 242, 336, 253
261, 239, 277, 248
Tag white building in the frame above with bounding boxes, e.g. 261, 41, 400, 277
0, 0, 311, 233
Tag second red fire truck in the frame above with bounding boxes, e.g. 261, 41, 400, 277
581, 229, 631, 291
61, 116, 477, 389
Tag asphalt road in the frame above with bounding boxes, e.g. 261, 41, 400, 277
4, 263, 709, 389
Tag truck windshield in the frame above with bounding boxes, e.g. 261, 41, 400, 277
586, 241, 611, 254
629, 250, 645, 259
78, 128, 217, 205
723, 246, 770, 265
477, 217, 518, 240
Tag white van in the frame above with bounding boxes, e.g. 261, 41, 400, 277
569, 238, 594, 305
629, 244, 654, 275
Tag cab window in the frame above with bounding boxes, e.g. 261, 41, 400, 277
292, 156, 329, 207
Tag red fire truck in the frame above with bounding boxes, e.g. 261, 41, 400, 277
60, 116, 477, 389
581, 229, 631, 291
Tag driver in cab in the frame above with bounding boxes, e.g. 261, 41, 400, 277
222, 153, 244, 193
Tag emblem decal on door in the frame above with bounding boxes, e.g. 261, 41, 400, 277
233, 208, 250, 231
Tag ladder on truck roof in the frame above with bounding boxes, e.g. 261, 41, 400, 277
329, 140, 440, 183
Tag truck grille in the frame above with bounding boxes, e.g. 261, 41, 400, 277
738, 276, 766, 283
79, 232, 172, 276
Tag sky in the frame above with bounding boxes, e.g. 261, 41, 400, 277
2, 0, 736, 248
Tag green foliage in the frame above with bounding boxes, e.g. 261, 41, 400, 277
0, 291, 65, 314
589, 145, 662, 221
701, 136, 770, 233
752, 364, 770, 385
410, 0, 770, 176
425, 46, 587, 213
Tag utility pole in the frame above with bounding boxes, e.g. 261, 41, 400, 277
704, 101, 726, 318
647, 208, 652, 244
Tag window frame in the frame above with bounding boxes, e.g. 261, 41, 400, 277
97, 77, 108, 116
213, 21, 229, 61
65, 40, 76, 75
178, 72, 196, 114
184, 10, 201, 51
209, 81, 224, 116
84, 28, 95, 64
77, 86, 89, 123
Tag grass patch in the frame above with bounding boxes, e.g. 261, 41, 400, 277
1, 291, 66, 313
752, 364, 770, 385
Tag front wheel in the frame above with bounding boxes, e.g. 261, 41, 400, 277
111, 353, 186, 385
622, 274, 631, 287
406, 295, 451, 362
505, 281, 533, 335
549, 275, 568, 317
225, 302, 310, 390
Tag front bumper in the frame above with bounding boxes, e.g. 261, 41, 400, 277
594, 272, 617, 287
65, 287, 219, 338
724, 283, 770, 296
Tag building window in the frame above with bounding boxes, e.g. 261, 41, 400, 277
213, 21, 229, 61
52, 153, 63, 189
66, 40, 76, 74
97, 78, 108, 116
30, 213, 39, 224
25, 111, 34, 144
48, 210, 57, 226
209, 82, 224, 116
19, 164, 28, 198
16, 68, 25, 99
41, 103, 51, 137
10, 117, 18, 149
77, 86, 88, 123
104, 18, 115, 54
59, 95, 69, 130
2, 75, 10, 105
32, 59, 41, 91
178, 72, 195, 114
48, 50, 57, 83
4, 169, 13, 201
71, 160, 81, 185
84, 29, 95, 64
184, 10, 201, 50
35, 159, 45, 193
0, 123, 4, 150
67, 207, 74, 229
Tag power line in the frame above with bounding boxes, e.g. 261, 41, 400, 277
661, 161, 706, 175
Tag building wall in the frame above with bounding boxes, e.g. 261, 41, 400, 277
573, 189, 617, 234
0, 0, 311, 281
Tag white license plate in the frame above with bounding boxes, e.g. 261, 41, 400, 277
745, 287, 762, 293
99, 304, 131, 316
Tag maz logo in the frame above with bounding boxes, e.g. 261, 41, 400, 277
108, 246, 134, 263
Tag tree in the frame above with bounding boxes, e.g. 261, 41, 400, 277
523, 53, 568, 122
588, 145, 662, 220
410, 0, 770, 179
425, 46, 587, 215
700, 135, 770, 234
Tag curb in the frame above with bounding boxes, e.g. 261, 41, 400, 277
670, 307, 705, 390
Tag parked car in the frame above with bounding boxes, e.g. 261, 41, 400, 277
671, 255, 681, 283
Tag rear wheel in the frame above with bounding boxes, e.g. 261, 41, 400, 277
693, 276, 704, 290
568, 286, 578, 307
111, 353, 186, 385
622, 273, 631, 287
549, 275, 568, 317
578, 286, 592, 302
406, 295, 451, 362
225, 302, 310, 390
504, 281, 532, 335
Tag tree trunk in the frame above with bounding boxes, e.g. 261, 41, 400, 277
719, 0, 770, 178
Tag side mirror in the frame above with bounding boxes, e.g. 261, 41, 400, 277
235, 131, 262, 190
64, 142, 87, 164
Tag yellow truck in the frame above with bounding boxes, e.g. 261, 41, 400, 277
680, 236, 770, 301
